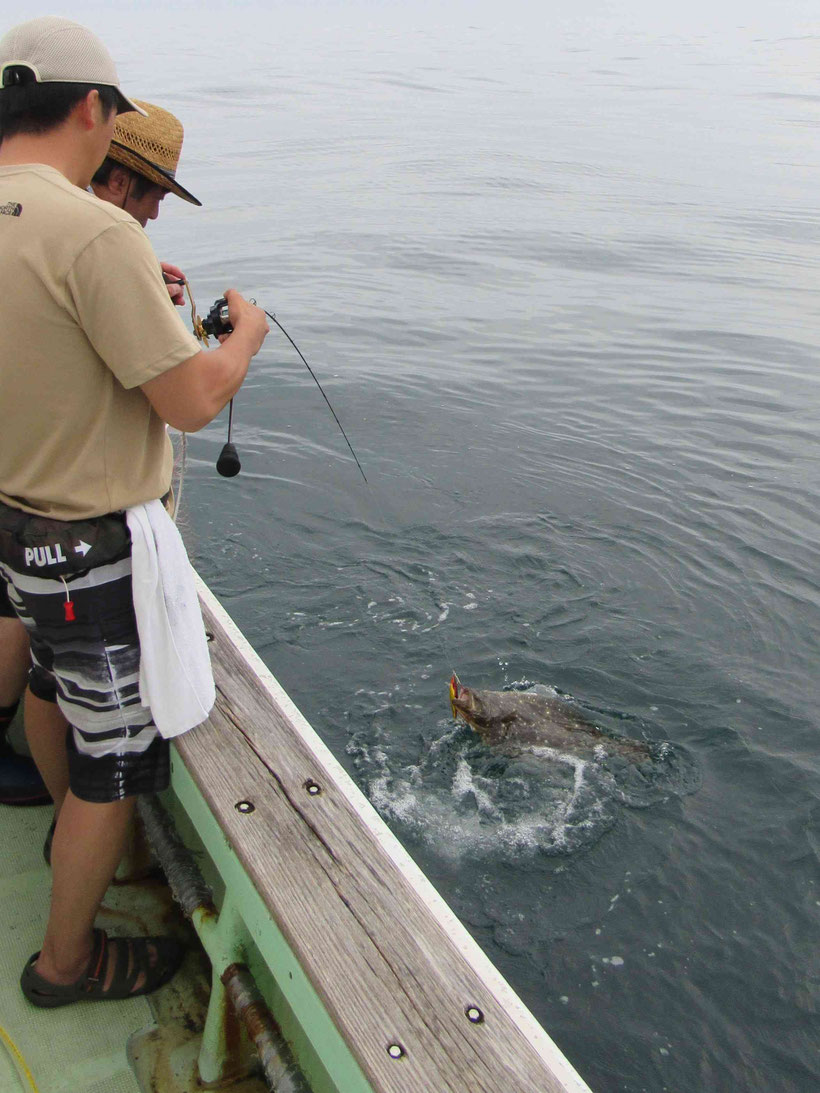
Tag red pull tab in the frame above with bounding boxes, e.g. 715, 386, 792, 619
64, 600, 75, 622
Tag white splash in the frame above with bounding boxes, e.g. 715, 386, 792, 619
355, 729, 612, 859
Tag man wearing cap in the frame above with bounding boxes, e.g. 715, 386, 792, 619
0, 16, 269, 1007
0, 96, 200, 808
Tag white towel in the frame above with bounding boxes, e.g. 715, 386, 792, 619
126, 500, 215, 738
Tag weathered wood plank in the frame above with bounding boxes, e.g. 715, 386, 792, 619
174, 580, 592, 1093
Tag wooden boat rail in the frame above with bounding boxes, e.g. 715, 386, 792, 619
165, 576, 593, 1093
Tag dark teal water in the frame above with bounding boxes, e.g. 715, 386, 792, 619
75, 2, 820, 1089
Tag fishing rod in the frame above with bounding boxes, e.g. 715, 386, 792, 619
181, 284, 367, 483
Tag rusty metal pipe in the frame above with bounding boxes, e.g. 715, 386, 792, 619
138, 796, 307, 1092
222, 963, 303, 1092
138, 794, 215, 917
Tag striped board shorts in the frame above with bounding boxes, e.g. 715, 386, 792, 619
0, 502, 168, 802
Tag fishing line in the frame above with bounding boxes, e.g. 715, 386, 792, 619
262, 309, 368, 484
171, 432, 187, 523
181, 285, 367, 483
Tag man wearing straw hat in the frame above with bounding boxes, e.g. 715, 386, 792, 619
92, 98, 200, 304
0, 16, 269, 1008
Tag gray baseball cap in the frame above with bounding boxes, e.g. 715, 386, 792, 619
0, 17, 146, 115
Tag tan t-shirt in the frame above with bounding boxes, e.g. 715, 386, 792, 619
0, 164, 201, 520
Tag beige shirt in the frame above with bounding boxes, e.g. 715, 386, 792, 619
0, 164, 201, 520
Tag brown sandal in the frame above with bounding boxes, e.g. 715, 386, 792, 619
20, 928, 183, 1008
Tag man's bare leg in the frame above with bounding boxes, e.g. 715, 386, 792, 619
0, 615, 30, 707
24, 689, 70, 814
34, 791, 136, 985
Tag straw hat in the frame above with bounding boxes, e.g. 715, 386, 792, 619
108, 99, 201, 206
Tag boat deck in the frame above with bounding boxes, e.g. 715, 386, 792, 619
0, 802, 264, 1093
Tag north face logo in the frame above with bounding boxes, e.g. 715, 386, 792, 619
0, 202, 22, 217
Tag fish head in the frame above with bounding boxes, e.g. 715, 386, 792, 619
449, 675, 491, 733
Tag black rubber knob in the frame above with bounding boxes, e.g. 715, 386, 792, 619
216, 442, 241, 477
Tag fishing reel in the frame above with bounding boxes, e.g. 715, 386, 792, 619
201, 296, 233, 339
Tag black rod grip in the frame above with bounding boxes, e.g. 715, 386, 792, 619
216, 442, 241, 477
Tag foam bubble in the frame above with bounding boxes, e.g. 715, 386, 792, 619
349, 723, 620, 859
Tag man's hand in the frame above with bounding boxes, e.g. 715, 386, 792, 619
223, 288, 270, 354
160, 261, 186, 306
140, 289, 270, 432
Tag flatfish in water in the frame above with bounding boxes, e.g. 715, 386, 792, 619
449, 675, 652, 762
